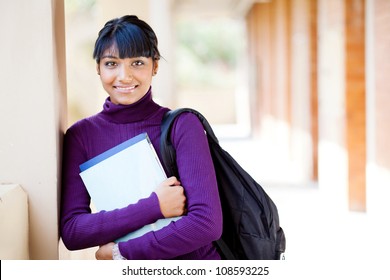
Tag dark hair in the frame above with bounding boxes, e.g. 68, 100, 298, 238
93, 15, 160, 63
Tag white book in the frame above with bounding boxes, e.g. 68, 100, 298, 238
79, 132, 180, 242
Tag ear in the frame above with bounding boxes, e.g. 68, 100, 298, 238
96, 63, 100, 75
152, 60, 159, 76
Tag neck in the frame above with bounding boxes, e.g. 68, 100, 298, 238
99, 87, 161, 123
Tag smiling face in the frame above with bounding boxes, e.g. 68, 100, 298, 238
97, 46, 158, 105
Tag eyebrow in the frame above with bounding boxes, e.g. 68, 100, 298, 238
101, 55, 118, 60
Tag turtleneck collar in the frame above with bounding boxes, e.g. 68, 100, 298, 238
99, 87, 161, 124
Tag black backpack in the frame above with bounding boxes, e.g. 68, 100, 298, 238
160, 108, 286, 260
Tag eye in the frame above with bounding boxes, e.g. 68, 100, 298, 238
104, 61, 117, 67
132, 60, 144, 67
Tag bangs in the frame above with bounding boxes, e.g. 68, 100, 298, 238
93, 24, 155, 63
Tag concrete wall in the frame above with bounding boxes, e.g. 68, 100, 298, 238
0, 0, 67, 259
0, 185, 29, 259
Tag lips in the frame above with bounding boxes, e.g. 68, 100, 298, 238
114, 85, 138, 92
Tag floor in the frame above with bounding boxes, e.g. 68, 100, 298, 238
221, 138, 390, 278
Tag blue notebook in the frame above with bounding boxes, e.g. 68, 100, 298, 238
79, 132, 180, 242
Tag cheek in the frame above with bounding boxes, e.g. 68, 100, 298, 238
100, 72, 115, 84
137, 70, 153, 83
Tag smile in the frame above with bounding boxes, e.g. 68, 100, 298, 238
114, 85, 137, 92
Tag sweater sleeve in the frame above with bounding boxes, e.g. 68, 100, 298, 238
60, 126, 164, 250
118, 112, 223, 259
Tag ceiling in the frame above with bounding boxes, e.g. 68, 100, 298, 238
173, 0, 270, 18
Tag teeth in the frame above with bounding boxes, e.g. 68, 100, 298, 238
116, 85, 136, 90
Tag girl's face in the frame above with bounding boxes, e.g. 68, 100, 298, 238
97, 47, 158, 105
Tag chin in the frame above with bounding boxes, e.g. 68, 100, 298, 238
110, 96, 139, 105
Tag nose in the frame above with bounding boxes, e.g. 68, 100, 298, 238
118, 65, 133, 82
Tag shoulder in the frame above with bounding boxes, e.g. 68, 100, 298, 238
172, 111, 203, 130
65, 113, 101, 135
169, 110, 206, 146
169, 110, 205, 135
64, 114, 102, 147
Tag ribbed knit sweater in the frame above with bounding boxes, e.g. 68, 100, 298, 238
60, 88, 222, 259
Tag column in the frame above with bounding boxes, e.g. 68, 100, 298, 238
0, 0, 67, 259
345, 0, 366, 211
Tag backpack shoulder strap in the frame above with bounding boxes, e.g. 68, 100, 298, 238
160, 108, 218, 178
161, 108, 238, 259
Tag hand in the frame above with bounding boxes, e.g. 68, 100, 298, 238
95, 242, 115, 260
154, 176, 186, 218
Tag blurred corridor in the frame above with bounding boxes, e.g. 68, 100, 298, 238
61, 0, 390, 266
222, 137, 390, 265
1, 1, 390, 272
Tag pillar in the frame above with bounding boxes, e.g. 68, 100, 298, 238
289, 0, 313, 182
309, 0, 319, 181
345, 0, 366, 211
0, 0, 67, 259
366, 0, 390, 214
317, 0, 349, 210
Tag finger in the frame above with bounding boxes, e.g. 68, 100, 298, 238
166, 176, 181, 186
165, 176, 177, 185
95, 249, 101, 260
172, 180, 181, 186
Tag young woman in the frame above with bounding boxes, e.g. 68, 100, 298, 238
60, 15, 222, 260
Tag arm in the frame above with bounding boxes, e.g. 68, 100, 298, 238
117, 113, 223, 259
60, 127, 164, 250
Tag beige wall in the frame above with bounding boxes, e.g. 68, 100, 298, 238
0, 0, 67, 259
0, 185, 29, 259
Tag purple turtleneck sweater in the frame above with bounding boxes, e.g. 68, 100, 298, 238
60, 89, 222, 259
